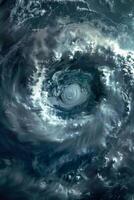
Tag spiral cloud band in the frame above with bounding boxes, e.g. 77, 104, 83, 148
0, 0, 134, 200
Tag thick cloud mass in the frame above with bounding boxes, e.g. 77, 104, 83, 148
0, 0, 134, 200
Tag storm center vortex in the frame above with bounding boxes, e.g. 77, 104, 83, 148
62, 83, 81, 103
61, 83, 88, 108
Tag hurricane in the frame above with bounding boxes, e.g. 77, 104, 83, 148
0, 0, 134, 200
